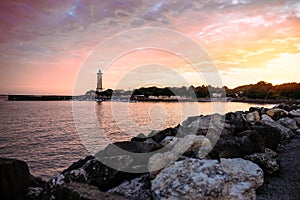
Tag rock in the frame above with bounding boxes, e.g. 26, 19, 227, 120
251, 125, 281, 150
130, 133, 148, 142
237, 130, 265, 155
261, 115, 295, 140
288, 109, 300, 118
160, 136, 178, 147
293, 117, 300, 127
62, 156, 94, 174
275, 103, 300, 112
244, 148, 279, 174
148, 135, 211, 175
266, 108, 288, 120
98, 139, 161, 156
148, 152, 177, 177
53, 182, 128, 200
0, 158, 31, 200
52, 156, 140, 192
181, 115, 202, 127
148, 127, 179, 143
277, 117, 299, 131
226, 111, 249, 135
26, 187, 44, 200
182, 114, 225, 136
173, 135, 212, 157
210, 138, 242, 158
108, 175, 151, 200
249, 107, 269, 115
151, 158, 263, 200
220, 158, 264, 199
297, 129, 300, 135
246, 111, 260, 123
261, 114, 274, 122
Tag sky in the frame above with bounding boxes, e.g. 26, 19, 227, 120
0, 0, 299, 95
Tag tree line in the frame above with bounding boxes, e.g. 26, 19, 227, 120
95, 81, 300, 100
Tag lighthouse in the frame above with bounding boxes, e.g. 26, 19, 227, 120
96, 70, 103, 92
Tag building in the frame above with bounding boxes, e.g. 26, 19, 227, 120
96, 70, 103, 93
95, 70, 103, 100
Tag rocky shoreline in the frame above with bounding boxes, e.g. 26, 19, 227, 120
1, 104, 300, 200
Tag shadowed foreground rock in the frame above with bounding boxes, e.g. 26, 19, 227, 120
54, 182, 129, 200
0, 158, 31, 200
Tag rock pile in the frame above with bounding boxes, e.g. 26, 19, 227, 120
1, 103, 300, 200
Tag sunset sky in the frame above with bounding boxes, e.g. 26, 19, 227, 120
0, 0, 299, 95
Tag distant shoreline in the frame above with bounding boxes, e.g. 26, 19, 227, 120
4, 94, 300, 104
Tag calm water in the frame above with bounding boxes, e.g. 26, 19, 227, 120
0, 101, 275, 179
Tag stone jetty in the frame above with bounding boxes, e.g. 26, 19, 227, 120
1, 103, 300, 200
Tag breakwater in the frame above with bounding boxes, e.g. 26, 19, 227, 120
1, 103, 300, 200
8, 95, 73, 101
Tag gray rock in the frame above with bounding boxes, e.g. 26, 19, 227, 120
244, 148, 279, 174
0, 158, 31, 200
288, 109, 300, 117
261, 115, 295, 139
148, 152, 177, 177
294, 117, 300, 127
277, 117, 299, 131
108, 175, 151, 200
53, 182, 129, 200
160, 136, 178, 147
184, 114, 225, 134
151, 158, 264, 200
261, 114, 274, 122
148, 135, 211, 175
246, 111, 260, 123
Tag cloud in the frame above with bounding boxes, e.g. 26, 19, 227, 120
0, 0, 299, 94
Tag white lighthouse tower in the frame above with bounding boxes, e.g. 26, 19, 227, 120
96, 70, 103, 92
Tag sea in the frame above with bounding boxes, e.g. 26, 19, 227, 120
0, 100, 275, 180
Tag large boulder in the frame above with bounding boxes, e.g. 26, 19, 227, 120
251, 125, 281, 150
261, 114, 295, 139
277, 117, 299, 131
53, 182, 128, 200
0, 158, 31, 200
108, 175, 151, 200
244, 148, 279, 175
151, 158, 264, 200
266, 108, 288, 120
